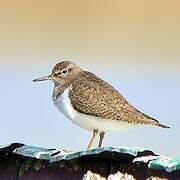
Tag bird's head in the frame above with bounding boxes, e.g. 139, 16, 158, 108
33, 61, 83, 86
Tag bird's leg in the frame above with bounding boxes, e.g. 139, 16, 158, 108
87, 129, 98, 150
98, 132, 105, 148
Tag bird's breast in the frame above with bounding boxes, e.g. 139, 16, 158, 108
53, 87, 76, 120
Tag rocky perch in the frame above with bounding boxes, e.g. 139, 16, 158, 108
0, 143, 179, 179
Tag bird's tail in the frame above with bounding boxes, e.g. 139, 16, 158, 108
156, 123, 170, 129
140, 111, 170, 129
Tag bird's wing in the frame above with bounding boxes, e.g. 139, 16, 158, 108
69, 71, 166, 127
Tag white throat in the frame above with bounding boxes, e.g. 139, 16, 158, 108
53, 87, 76, 120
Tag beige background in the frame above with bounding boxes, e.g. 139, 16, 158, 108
0, 0, 180, 69
0, 1, 179, 156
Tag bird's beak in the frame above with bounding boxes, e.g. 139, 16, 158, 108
33, 75, 52, 82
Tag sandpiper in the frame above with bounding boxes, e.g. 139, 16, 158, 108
33, 61, 170, 149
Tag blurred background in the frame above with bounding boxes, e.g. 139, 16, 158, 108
0, 0, 179, 156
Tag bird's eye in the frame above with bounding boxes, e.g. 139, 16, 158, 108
61, 69, 68, 74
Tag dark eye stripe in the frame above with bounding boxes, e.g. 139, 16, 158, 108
55, 71, 61, 75
68, 67, 73, 72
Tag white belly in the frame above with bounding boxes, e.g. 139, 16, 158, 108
53, 88, 137, 132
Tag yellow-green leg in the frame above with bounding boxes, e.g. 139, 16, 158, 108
98, 132, 105, 148
87, 129, 98, 150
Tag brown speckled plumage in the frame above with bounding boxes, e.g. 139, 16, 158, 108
33, 61, 170, 149
69, 71, 167, 127
46, 61, 169, 128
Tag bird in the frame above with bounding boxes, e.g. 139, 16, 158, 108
33, 61, 170, 149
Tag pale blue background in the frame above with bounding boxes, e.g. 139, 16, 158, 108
0, 60, 179, 157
